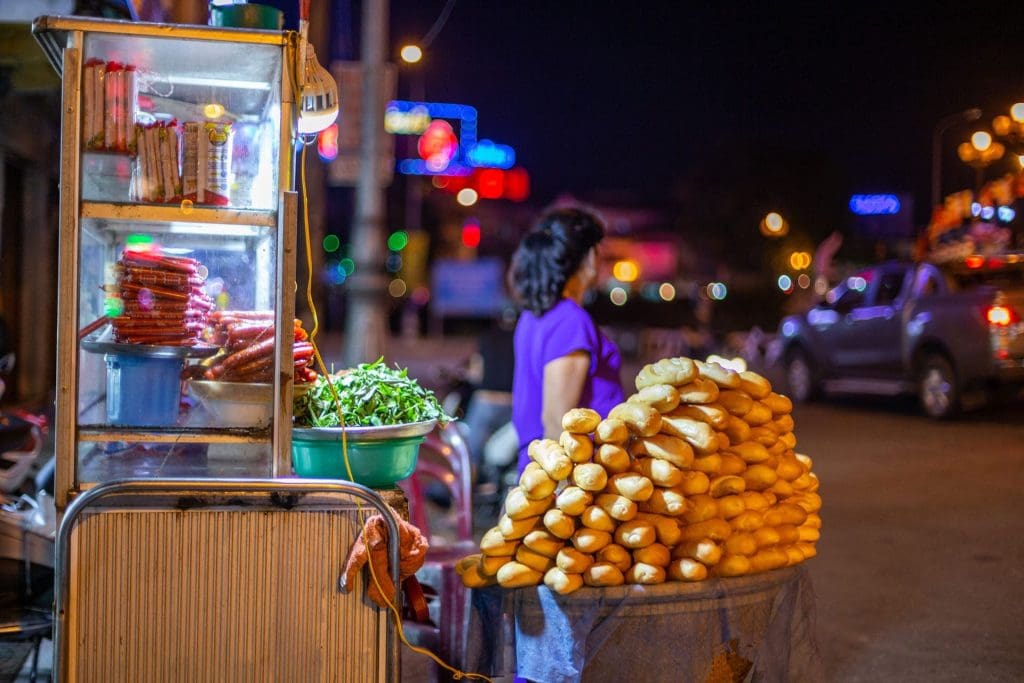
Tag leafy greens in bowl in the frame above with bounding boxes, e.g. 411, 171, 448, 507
293, 358, 451, 428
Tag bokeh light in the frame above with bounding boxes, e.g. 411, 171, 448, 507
323, 234, 341, 253
612, 259, 640, 283
707, 282, 728, 301
658, 282, 676, 301
610, 287, 628, 306
400, 45, 422, 63
388, 278, 408, 297
387, 230, 409, 251
456, 188, 479, 206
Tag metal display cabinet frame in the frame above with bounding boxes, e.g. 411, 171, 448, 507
55, 478, 400, 682
32, 17, 301, 508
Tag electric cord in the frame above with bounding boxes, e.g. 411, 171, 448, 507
299, 144, 493, 682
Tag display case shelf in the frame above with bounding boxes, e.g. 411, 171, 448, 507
78, 426, 271, 444
81, 201, 277, 228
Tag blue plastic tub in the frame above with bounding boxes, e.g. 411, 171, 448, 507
104, 353, 183, 426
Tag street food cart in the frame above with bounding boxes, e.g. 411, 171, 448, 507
33, 15, 400, 682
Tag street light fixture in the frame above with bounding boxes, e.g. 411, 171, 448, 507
932, 107, 983, 208
958, 130, 1005, 195
400, 44, 422, 64
992, 102, 1024, 154
760, 211, 789, 237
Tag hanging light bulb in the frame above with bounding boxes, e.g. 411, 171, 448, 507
297, 43, 339, 139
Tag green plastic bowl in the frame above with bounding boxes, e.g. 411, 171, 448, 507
208, 4, 284, 30
291, 420, 435, 488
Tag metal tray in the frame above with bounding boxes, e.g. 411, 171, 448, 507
292, 419, 437, 442
81, 325, 219, 359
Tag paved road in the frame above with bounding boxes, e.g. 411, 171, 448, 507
794, 395, 1024, 682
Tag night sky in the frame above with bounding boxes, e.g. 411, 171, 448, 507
376, 2, 1024, 223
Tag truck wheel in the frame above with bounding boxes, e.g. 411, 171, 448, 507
785, 348, 817, 403
919, 354, 959, 419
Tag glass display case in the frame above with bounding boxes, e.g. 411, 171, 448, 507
33, 16, 299, 508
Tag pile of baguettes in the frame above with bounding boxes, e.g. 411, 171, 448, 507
457, 356, 822, 594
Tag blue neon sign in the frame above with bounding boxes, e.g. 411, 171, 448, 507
849, 194, 901, 215
466, 140, 515, 169
387, 100, 516, 176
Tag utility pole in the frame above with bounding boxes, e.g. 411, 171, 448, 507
343, 0, 390, 367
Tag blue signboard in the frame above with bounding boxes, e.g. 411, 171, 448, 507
849, 194, 901, 215
430, 257, 509, 317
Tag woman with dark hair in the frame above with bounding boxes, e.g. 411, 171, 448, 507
508, 207, 624, 474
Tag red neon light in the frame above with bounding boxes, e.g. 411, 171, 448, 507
505, 167, 530, 201
965, 255, 985, 269
477, 168, 504, 199
462, 223, 481, 248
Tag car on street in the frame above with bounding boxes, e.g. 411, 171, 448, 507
777, 254, 1024, 418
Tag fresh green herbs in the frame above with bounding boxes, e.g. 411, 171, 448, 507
293, 358, 451, 428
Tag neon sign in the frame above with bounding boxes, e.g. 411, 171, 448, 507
386, 100, 517, 177
466, 139, 515, 169
384, 104, 430, 135
849, 194, 901, 215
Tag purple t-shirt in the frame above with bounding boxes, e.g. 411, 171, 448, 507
512, 298, 624, 472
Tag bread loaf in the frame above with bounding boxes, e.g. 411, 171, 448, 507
595, 417, 629, 445
556, 486, 594, 516
561, 408, 601, 434
556, 547, 594, 573
523, 529, 565, 558
527, 439, 573, 480
571, 527, 613, 554
581, 504, 617, 532
543, 508, 577, 539
695, 359, 742, 389
515, 544, 556, 573
631, 434, 694, 469
498, 513, 540, 540
560, 431, 594, 464
544, 566, 585, 594
632, 542, 671, 567
596, 544, 632, 572
496, 561, 544, 588
606, 472, 655, 502
583, 562, 625, 587
668, 557, 709, 581
609, 401, 662, 437
635, 357, 697, 389
595, 493, 639, 521
626, 562, 666, 585
627, 384, 682, 413
595, 443, 632, 474
738, 370, 772, 399
614, 519, 657, 548
519, 462, 557, 500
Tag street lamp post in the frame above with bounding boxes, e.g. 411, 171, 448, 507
932, 107, 982, 209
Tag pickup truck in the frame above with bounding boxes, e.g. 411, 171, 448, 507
777, 255, 1024, 418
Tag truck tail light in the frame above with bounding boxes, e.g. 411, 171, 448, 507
986, 305, 1018, 327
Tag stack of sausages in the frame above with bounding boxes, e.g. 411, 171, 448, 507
200, 310, 316, 383
458, 357, 822, 594
111, 250, 214, 346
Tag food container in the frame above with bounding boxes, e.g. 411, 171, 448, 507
187, 380, 272, 428
291, 420, 436, 488
104, 353, 183, 426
